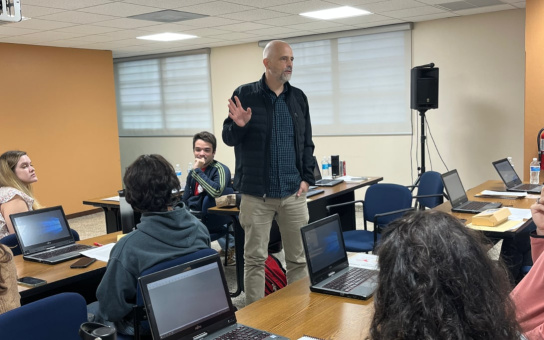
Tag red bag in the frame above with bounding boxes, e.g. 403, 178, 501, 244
264, 254, 287, 296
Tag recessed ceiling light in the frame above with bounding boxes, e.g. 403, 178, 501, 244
300, 6, 372, 20
136, 32, 197, 42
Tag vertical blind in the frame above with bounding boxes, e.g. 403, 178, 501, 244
114, 51, 213, 137
287, 27, 412, 136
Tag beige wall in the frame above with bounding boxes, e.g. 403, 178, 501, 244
120, 9, 526, 195
1, 43, 121, 215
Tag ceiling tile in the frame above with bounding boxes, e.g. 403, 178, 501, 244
219, 8, 290, 21
92, 18, 163, 29
222, 0, 297, 7
362, 0, 427, 12
122, 0, 206, 8
268, 0, 345, 15
209, 32, 258, 40
213, 22, 273, 32
53, 24, 122, 34
329, 13, 401, 25
405, 11, 459, 21
384, 5, 448, 17
79, 2, 158, 16
259, 14, 316, 26
43, 11, 119, 24
19, 5, 67, 18
286, 20, 345, 31
22, 0, 116, 11
176, 17, 243, 28
12, 30, 89, 42
454, 3, 514, 14
1, 18, 75, 30
0, 26, 40, 35
174, 1, 256, 16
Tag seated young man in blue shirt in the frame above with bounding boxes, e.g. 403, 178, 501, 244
87, 154, 210, 336
182, 131, 235, 265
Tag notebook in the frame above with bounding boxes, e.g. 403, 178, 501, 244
312, 156, 344, 187
300, 214, 378, 300
492, 158, 543, 194
139, 254, 289, 340
441, 170, 502, 214
10, 206, 94, 264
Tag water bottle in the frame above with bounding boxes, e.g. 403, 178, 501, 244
175, 164, 182, 183
530, 158, 540, 185
321, 156, 329, 176
327, 157, 332, 177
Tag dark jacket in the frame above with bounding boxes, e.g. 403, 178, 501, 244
181, 160, 232, 211
222, 74, 315, 197
95, 203, 210, 322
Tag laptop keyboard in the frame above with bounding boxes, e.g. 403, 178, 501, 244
460, 201, 490, 210
215, 325, 271, 340
516, 184, 541, 191
324, 267, 376, 292
33, 244, 91, 260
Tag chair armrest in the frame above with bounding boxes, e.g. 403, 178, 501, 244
326, 200, 364, 213
412, 194, 444, 199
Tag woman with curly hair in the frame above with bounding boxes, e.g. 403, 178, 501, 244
369, 210, 521, 340
88, 154, 210, 336
0, 244, 19, 314
0, 150, 41, 239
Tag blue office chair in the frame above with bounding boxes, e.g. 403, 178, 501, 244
326, 183, 414, 252
0, 292, 87, 340
407, 171, 445, 209
191, 187, 235, 265
0, 229, 80, 256
117, 248, 219, 340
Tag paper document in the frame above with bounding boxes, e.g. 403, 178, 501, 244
507, 208, 532, 220
80, 243, 115, 262
338, 175, 368, 183
348, 253, 379, 270
103, 196, 120, 202
475, 190, 527, 198
468, 220, 525, 232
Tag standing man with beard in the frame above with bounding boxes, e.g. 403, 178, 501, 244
223, 40, 315, 305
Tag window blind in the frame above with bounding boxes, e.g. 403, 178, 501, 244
114, 51, 213, 137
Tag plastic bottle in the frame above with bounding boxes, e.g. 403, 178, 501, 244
175, 164, 182, 183
327, 157, 332, 177
530, 158, 540, 185
321, 156, 329, 176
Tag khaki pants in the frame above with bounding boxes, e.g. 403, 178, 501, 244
240, 193, 309, 305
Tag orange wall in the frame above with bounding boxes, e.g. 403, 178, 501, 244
1, 43, 121, 215
525, 0, 544, 178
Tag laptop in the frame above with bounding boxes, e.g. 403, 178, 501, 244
10, 206, 94, 264
441, 170, 502, 214
300, 214, 378, 300
492, 158, 543, 194
306, 188, 324, 198
312, 156, 344, 187
139, 254, 289, 340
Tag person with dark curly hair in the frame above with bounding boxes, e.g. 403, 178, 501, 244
88, 154, 210, 336
369, 210, 521, 340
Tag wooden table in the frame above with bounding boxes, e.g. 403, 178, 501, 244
15, 232, 119, 305
236, 276, 373, 340
82, 196, 122, 234
434, 180, 537, 238
209, 177, 383, 298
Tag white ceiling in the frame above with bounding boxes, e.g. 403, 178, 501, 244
0, 0, 525, 58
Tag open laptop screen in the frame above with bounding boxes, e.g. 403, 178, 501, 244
312, 156, 322, 181
11, 206, 72, 249
493, 158, 521, 186
302, 215, 347, 275
441, 170, 468, 206
141, 258, 232, 339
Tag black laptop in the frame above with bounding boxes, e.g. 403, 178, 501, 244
10, 206, 94, 264
441, 170, 502, 214
139, 254, 289, 340
492, 158, 543, 194
300, 214, 378, 300
312, 156, 344, 187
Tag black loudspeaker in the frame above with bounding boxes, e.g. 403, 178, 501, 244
411, 67, 439, 110
331, 155, 340, 177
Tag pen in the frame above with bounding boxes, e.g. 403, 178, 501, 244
93, 242, 103, 247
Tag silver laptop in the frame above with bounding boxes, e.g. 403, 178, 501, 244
10, 206, 94, 264
300, 214, 378, 300
139, 254, 289, 340
492, 158, 543, 194
441, 170, 502, 214
312, 156, 344, 187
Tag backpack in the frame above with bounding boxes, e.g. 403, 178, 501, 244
264, 254, 287, 296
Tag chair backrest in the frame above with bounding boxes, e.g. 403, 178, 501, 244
0, 292, 87, 340
416, 171, 444, 209
119, 189, 137, 234
364, 183, 413, 226
0, 229, 80, 256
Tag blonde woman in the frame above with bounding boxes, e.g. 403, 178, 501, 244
0, 151, 40, 239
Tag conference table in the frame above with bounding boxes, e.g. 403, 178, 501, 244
434, 180, 538, 238
208, 177, 383, 297
15, 232, 119, 305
